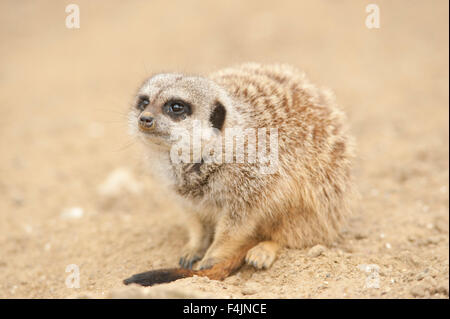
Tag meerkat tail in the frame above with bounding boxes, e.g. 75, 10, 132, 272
123, 242, 257, 287
123, 267, 193, 286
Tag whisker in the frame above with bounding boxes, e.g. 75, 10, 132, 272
113, 138, 137, 153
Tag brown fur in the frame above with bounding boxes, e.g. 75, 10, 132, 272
125, 63, 355, 286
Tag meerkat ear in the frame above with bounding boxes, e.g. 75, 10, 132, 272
210, 101, 226, 131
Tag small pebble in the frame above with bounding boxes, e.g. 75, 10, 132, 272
241, 283, 259, 295
307, 245, 326, 258
410, 283, 427, 297
98, 168, 142, 198
60, 207, 84, 219
353, 232, 367, 240
23, 224, 33, 234
416, 270, 427, 281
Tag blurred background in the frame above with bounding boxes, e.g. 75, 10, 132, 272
0, 0, 448, 298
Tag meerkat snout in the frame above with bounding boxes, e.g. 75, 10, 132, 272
138, 112, 155, 131
124, 63, 356, 287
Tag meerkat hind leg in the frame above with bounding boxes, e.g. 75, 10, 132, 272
197, 216, 260, 271
245, 241, 280, 270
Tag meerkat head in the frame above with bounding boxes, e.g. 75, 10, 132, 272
129, 73, 232, 157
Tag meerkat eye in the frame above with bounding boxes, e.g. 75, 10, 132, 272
136, 95, 149, 111
163, 100, 192, 119
170, 102, 185, 114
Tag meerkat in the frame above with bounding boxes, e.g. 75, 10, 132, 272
124, 63, 355, 286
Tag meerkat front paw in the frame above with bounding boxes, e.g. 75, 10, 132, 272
179, 237, 212, 269
179, 252, 202, 269
197, 257, 220, 270
179, 220, 213, 269
245, 241, 280, 270
179, 245, 208, 269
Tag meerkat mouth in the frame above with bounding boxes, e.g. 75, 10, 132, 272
138, 125, 154, 133
138, 128, 171, 147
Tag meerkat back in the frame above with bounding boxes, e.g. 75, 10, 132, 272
210, 63, 355, 247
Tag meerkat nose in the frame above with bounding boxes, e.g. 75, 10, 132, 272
138, 112, 155, 130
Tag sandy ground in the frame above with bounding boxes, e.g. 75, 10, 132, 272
0, 0, 448, 299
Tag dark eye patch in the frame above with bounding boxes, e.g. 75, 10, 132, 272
210, 101, 226, 131
136, 95, 149, 111
163, 99, 192, 120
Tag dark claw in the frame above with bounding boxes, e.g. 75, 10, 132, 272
179, 255, 200, 269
